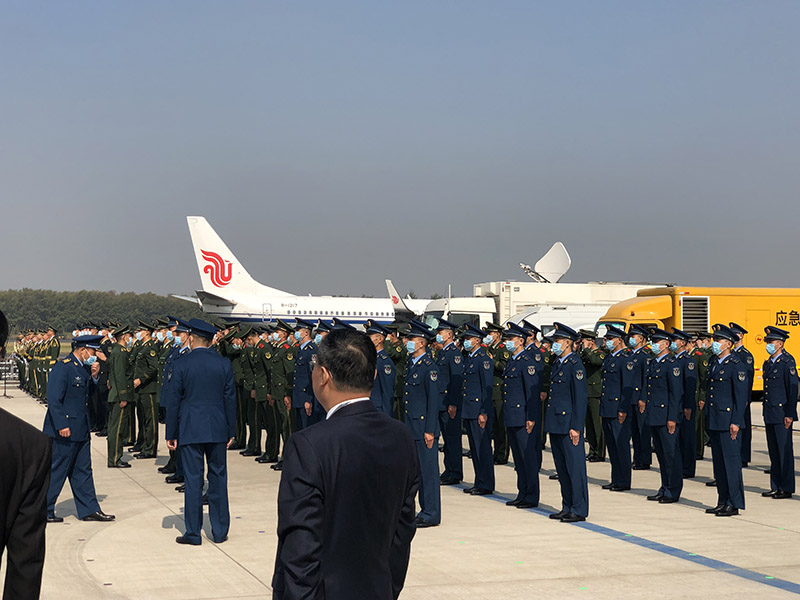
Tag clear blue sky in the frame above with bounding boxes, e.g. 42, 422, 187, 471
3, 1, 799, 297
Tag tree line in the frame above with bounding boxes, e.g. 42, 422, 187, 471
0, 289, 206, 335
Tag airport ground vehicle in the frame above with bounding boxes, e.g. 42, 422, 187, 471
596, 286, 800, 394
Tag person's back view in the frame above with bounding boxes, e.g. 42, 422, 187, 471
0, 407, 52, 600
273, 329, 420, 600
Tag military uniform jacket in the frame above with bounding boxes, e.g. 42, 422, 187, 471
107, 344, 134, 404
544, 353, 588, 434
581, 347, 606, 398
385, 339, 408, 399
403, 354, 440, 440
645, 355, 682, 426
462, 348, 493, 420
600, 349, 634, 419
675, 351, 698, 415
762, 351, 799, 424
436, 343, 464, 410
489, 343, 510, 400
133, 339, 160, 394
46, 337, 60, 369
628, 347, 649, 407
241, 345, 256, 391
502, 351, 542, 427
42, 353, 94, 441
161, 345, 190, 412
292, 341, 317, 409
734, 345, 755, 394
270, 342, 295, 398
694, 348, 711, 397
705, 354, 748, 431
219, 340, 244, 386
370, 349, 396, 414
252, 341, 271, 401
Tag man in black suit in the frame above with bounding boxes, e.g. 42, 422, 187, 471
272, 328, 420, 600
1, 407, 52, 600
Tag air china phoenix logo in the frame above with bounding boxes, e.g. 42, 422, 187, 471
201, 250, 233, 287
391, 295, 400, 305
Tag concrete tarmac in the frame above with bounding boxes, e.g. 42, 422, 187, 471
1, 387, 799, 599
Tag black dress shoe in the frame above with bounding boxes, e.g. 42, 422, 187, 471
440, 476, 460, 486
742, 462, 749, 467
228, 444, 245, 451
631, 464, 651, 470
96, 431, 108, 437
463, 450, 473, 459
176, 484, 186, 492
682, 474, 695, 479
705, 479, 717, 487
256, 454, 278, 463
715, 505, 739, 517
646, 493, 663, 501
549, 473, 559, 480
47, 515, 64, 523
506, 498, 522, 506
128, 445, 142, 453
271, 461, 284, 471
549, 510, 567, 520
602, 483, 614, 490
773, 491, 793, 499
493, 458, 508, 465
609, 484, 631, 492
175, 535, 201, 545
762, 490, 777, 497
166, 474, 184, 484
415, 518, 438, 528
241, 450, 260, 457
659, 496, 679, 504
109, 462, 131, 468
587, 455, 604, 463
82, 511, 115, 522
202, 494, 209, 505
705, 504, 724, 514
134, 453, 156, 459
463, 486, 476, 494
560, 512, 586, 523
158, 465, 177, 474
516, 501, 539, 509
764, 468, 771, 474
470, 488, 493, 496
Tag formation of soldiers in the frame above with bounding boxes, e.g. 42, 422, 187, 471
12, 315, 797, 524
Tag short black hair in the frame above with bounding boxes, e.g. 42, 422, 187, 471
317, 328, 376, 394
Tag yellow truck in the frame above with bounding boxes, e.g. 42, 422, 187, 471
595, 286, 800, 395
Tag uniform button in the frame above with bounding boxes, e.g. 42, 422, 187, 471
660, 404, 664, 408
562, 411, 566, 415
779, 403, 783, 407
726, 408, 730, 412
421, 416, 424, 420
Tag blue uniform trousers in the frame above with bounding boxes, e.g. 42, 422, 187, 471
679, 411, 697, 477
414, 438, 441, 524
766, 423, 795, 493
507, 425, 540, 504
439, 408, 463, 481
180, 442, 230, 543
709, 431, 745, 509
741, 402, 752, 463
651, 425, 683, 499
294, 407, 307, 431
631, 406, 652, 466
465, 418, 494, 492
47, 438, 100, 518
602, 417, 631, 488
551, 432, 589, 517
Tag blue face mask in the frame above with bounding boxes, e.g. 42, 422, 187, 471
463, 339, 474, 351
406, 340, 417, 353
166, 331, 174, 341
294, 331, 302, 341
174, 336, 183, 346
505, 340, 516, 352
711, 341, 723, 356
605, 339, 615, 351
628, 337, 637, 348
156, 332, 165, 342
126, 338, 133, 348
83, 354, 97, 366
551, 342, 563, 356
314, 334, 323, 345
483, 335, 493, 346
669, 341, 679, 352
435, 333, 444, 344
650, 341, 662, 354
766, 343, 777, 355
135, 332, 143, 341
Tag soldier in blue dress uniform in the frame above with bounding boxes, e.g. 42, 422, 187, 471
670, 328, 698, 478
729, 323, 755, 467
628, 324, 652, 470
434, 318, 465, 486
402, 320, 441, 528
544, 323, 588, 522
644, 328, 683, 503
599, 325, 633, 492
44, 335, 115, 523
502, 322, 543, 509
760, 326, 797, 499
704, 324, 749, 517
459, 325, 495, 496
365, 319, 396, 416
292, 318, 322, 429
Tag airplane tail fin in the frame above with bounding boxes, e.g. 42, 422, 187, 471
187, 216, 291, 298
385, 279, 415, 318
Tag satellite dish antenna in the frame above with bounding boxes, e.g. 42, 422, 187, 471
520, 242, 571, 283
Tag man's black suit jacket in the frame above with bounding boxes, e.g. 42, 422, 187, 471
0, 407, 52, 600
272, 400, 420, 599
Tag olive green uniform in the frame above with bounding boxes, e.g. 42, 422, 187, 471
127, 339, 143, 446
581, 346, 607, 460
489, 342, 511, 463
219, 339, 247, 447
133, 339, 161, 456
270, 341, 295, 455
693, 348, 712, 458
107, 343, 134, 466
384, 339, 407, 421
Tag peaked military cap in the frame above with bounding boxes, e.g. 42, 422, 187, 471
294, 318, 315, 331
711, 323, 737, 343
405, 318, 433, 340
579, 328, 597, 340
73, 334, 104, 349
316, 320, 332, 333
331, 317, 355, 331
365, 319, 390, 336
483, 322, 504, 334
174, 318, 191, 334
728, 322, 747, 338
764, 326, 789, 342
670, 327, 692, 343
503, 321, 528, 339
604, 325, 627, 339
112, 325, 130, 337
186, 318, 217, 339
460, 324, 485, 339
46, 325, 57, 333
628, 324, 650, 339
521, 319, 540, 336
275, 319, 294, 334
649, 327, 671, 342
433, 318, 459, 331
551, 322, 580, 342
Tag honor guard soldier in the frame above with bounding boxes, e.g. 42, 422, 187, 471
107, 326, 135, 468
521, 320, 546, 466
694, 332, 713, 460
256, 326, 281, 465
159, 320, 192, 480
644, 328, 683, 504
671, 328, 698, 478
293, 318, 322, 428
43, 326, 60, 402
44, 335, 115, 523
252, 327, 275, 463
217, 325, 247, 450
460, 325, 495, 496
599, 325, 633, 492
704, 324, 749, 517
627, 324, 652, 470
502, 322, 543, 509
384, 323, 408, 421
269, 320, 297, 471
166, 319, 236, 545
240, 327, 261, 456
434, 318, 465, 486
133, 322, 161, 460
545, 323, 589, 522
761, 327, 797, 499
366, 319, 396, 416
484, 323, 511, 465
729, 323, 755, 466
580, 330, 606, 462
402, 319, 441, 528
